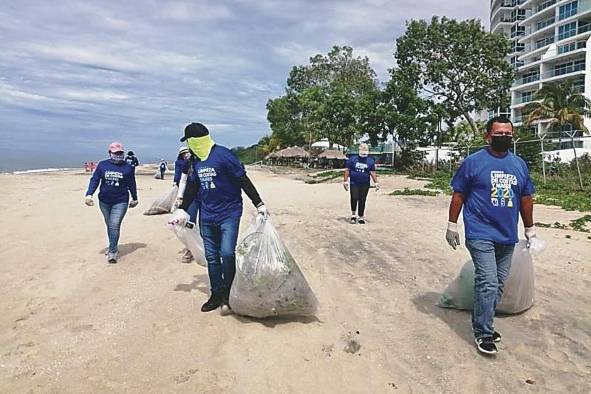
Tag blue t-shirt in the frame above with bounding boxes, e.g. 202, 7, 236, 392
86, 160, 138, 205
346, 155, 376, 186
451, 148, 535, 244
191, 145, 246, 224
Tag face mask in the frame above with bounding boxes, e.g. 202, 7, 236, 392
490, 136, 512, 153
359, 152, 369, 158
109, 152, 125, 163
187, 135, 214, 160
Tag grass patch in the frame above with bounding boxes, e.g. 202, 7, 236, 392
390, 188, 439, 197
305, 169, 343, 184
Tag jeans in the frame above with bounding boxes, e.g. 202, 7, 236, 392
200, 215, 241, 293
350, 185, 370, 216
466, 239, 515, 338
99, 201, 129, 254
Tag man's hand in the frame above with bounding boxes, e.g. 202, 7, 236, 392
524, 226, 536, 240
445, 221, 461, 250
85, 195, 94, 206
374, 182, 380, 192
168, 209, 190, 226
257, 204, 269, 220
129, 200, 138, 208
343, 181, 349, 191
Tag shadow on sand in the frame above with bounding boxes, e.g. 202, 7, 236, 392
411, 291, 474, 346
174, 274, 210, 295
229, 313, 321, 328
99, 242, 147, 259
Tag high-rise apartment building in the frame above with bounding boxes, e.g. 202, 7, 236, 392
491, 0, 591, 148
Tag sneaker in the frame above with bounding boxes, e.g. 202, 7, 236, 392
350, 216, 357, 224
358, 218, 366, 224
493, 331, 502, 343
181, 249, 194, 264
107, 251, 118, 264
201, 291, 224, 312
475, 336, 498, 355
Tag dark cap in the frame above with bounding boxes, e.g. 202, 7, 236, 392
181, 122, 209, 141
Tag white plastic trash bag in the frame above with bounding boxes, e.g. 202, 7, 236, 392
143, 185, 178, 215
229, 216, 318, 318
154, 170, 162, 179
438, 239, 544, 314
168, 222, 206, 266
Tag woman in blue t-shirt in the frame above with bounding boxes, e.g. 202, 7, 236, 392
85, 142, 138, 264
343, 143, 380, 224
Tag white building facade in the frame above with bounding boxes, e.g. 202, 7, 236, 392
491, 0, 591, 149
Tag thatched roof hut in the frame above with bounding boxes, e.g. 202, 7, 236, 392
318, 149, 346, 160
266, 146, 310, 159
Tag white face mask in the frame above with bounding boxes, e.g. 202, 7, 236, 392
359, 151, 369, 158
109, 152, 125, 163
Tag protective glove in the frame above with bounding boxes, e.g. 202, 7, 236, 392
256, 204, 269, 220
524, 226, 536, 240
343, 181, 349, 191
85, 195, 94, 206
174, 197, 183, 209
168, 209, 190, 226
445, 221, 461, 250
129, 200, 138, 208
375, 182, 380, 192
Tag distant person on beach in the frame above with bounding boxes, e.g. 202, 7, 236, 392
445, 116, 536, 356
85, 142, 139, 264
159, 159, 168, 180
343, 143, 379, 224
84, 162, 90, 172
174, 146, 199, 264
169, 122, 268, 312
126, 151, 139, 168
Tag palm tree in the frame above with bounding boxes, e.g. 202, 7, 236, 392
523, 81, 591, 189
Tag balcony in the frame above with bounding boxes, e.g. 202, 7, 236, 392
557, 40, 587, 54
525, 15, 556, 35
541, 62, 586, 81
513, 73, 540, 86
536, 0, 556, 13
556, 23, 591, 42
535, 35, 555, 49
514, 94, 536, 105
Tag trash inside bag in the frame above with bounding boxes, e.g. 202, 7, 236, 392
143, 185, 178, 215
229, 216, 318, 318
168, 222, 206, 266
154, 171, 162, 179
438, 240, 542, 314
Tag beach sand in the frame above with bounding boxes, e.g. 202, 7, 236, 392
0, 166, 589, 393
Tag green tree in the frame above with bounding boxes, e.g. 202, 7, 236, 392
394, 17, 514, 134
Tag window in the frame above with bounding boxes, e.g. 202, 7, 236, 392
553, 59, 585, 77
559, 1, 578, 20
557, 22, 577, 41
520, 92, 534, 104
572, 77, 585, 93
558, 41, 577, 54
535, 35, 554, 48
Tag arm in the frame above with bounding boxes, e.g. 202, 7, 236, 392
86, 163, 102, 196
520, 195, 534, 227
448, 192, 465, 223
343, 168, 350, 183
129, 168, 138, 201
179, 179, 199, 211
239, 174, 263, 207
370, 171, 377, 184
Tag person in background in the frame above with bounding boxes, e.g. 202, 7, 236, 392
84, 162, 90, 172
169, 122, 268, 312
159, 159, 168, 180
126, 151, 139, 168
343, 143, 379, 224
85, 142, 138, 264
445, 116, 536, 356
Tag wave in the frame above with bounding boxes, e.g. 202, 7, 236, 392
12, 168, 76, 175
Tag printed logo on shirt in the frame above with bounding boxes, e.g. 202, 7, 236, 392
105, 171, 123, 187
490, 170, 516, 208
354, 162, 369, 173
198, 166, 217, 190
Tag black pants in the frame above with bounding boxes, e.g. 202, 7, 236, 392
350, 185, 370, 217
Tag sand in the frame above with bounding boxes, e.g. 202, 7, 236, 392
0, 166, 589, 393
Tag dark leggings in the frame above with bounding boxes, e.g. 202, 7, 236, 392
350, 185, 370, 216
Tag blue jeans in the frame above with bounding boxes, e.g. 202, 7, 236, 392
200, 215, 241, 293
99, 201, 128, 254
466, 239, 515, 338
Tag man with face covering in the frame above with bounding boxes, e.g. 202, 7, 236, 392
169, 122, 268, 312
85, 142, 138, 264
445, 116, 536, 356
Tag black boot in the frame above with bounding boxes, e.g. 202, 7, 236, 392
201, 291, 224, 312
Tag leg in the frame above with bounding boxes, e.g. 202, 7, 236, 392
218, 216, 241, 291
357, 185, 370, 217
466, 239, 498, 339
200, 222, 223, 293
107, 202, 128, 253
98, 201, 112, 250
494, 243, 515, 309
350, 186, 359, 215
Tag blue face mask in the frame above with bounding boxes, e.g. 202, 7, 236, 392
109, 152, 125, 163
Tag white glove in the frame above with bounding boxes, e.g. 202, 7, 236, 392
445, 221, 460, 250
168, 209, 190, 226
343, 181, 349, 191
375, 182, 380, 192
524, 226, 536, 240
257, 204, 269, 219
129, 200, 138, 208
85, 195, 94, 206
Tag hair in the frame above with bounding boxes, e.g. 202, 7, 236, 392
486, 116, 513, 134
359, 143, 369, 151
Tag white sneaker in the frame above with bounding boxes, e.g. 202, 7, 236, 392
107, 251, 118, 264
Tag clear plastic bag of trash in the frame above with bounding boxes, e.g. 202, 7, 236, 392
438, 239, 544, 314
143, 185, 178, 215
154, 171, 162, 179
229, 216, 318, 318
168, 221, 206, 266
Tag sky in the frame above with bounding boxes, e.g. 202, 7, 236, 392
0, 0, 489, 169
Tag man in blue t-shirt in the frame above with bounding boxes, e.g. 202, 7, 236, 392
169, 123, 268, 313
445, 116, 537, 356
343, 143, 380, 224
